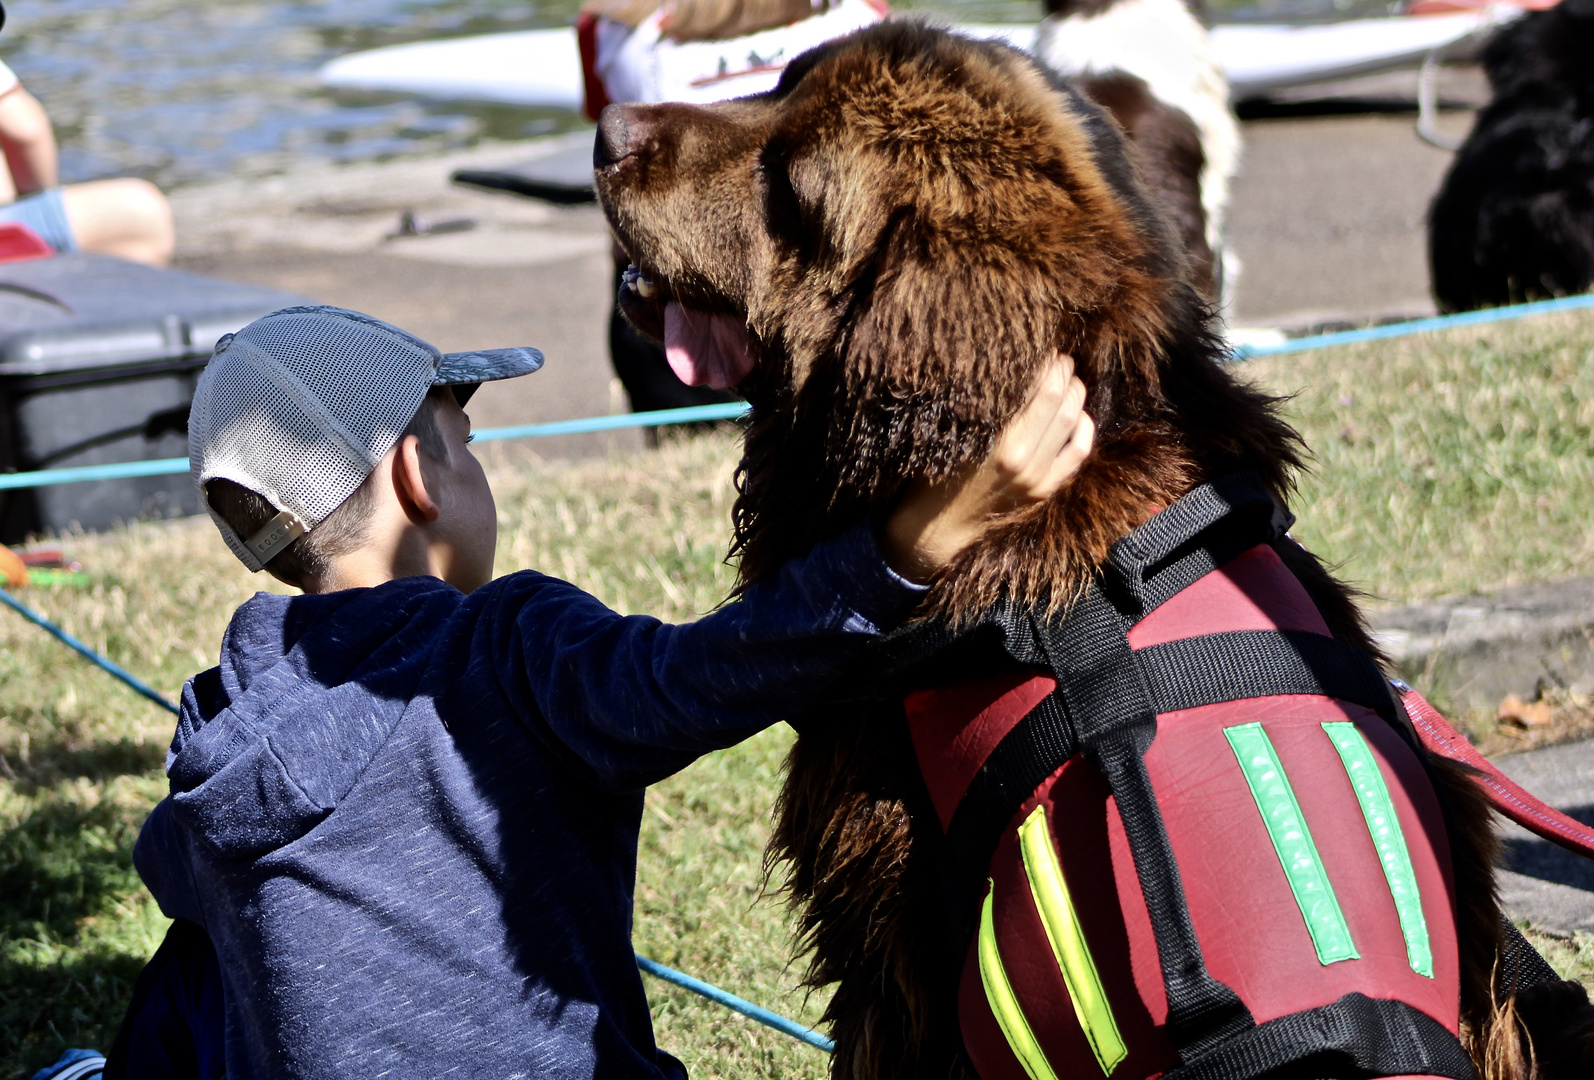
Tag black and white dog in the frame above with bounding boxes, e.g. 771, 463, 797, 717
1429, 0, 1594, 313
1032, 0, 1239, 304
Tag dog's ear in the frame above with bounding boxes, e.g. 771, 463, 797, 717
818, 204, 1178, 507
819, 212, 1059, 495
794, 57, 1194, 507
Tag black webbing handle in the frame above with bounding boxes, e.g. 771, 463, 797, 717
1107, 473, 1295, 619
1161, 993, 1477, 1080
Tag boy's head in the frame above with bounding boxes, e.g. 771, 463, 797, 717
189, 306, 543, 592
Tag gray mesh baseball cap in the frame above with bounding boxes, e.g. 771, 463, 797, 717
189, 305, 543, 572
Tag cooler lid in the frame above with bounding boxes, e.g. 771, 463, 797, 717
0, 253, 310, 377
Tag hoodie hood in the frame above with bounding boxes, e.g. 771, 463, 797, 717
163, 577, 461, 859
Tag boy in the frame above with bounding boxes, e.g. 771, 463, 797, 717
125, 305, 1092, 1078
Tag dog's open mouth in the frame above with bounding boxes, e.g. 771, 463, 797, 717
620, 264, 755, 390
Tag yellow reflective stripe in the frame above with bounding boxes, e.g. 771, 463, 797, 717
979, 885, 1061, 1080
1018, 805, 1129, 1076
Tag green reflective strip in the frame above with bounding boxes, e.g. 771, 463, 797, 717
1225, 722, 1359, 965
1017, 805, 1128, 1076
979, 885, 1061, 1080
1322, 721, 1434, 978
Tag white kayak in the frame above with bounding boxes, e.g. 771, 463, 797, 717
317, 9, 1517, 110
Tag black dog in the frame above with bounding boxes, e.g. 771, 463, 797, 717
1429, 0, 1594, 313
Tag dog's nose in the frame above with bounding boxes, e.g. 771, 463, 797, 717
594, 105, 650, 168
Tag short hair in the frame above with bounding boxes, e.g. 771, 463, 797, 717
205, 387, 452, 587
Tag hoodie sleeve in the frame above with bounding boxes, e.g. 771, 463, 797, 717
134, 798, 209, 926
485, 521, 925, 790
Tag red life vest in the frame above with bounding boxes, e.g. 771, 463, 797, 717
893, 474, 1475, 1080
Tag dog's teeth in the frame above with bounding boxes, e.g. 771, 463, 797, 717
635, 273, 659, 300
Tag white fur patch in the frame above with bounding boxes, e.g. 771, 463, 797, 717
1034, 0, 1241, 273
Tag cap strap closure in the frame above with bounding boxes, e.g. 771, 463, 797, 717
245, 510, 308, 566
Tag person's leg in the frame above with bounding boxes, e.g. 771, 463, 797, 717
60, 178, 173, 266
101, 919, 225, 1080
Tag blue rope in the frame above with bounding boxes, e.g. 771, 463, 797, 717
0, 584, 831, 1053
471, 401, 749, 443
636, 954, 835, 1052
2, 292, 1593, 494
0, 588, 179, 715
1230, 292, 1594, 360
0, 402, 752, 492
0, 457, 191, 491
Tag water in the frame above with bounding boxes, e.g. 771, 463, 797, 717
0, 0, 1400, 192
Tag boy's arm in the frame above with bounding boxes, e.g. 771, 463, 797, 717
493, 357, 1093, 789
492, 521, 923, 788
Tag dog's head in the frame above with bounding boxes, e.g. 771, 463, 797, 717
595, 22, 1297, 615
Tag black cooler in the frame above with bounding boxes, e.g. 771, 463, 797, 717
0, 254, 308, 541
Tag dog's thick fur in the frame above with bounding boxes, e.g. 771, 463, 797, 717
1429, 0, 1594, 313
595, 23, 1590, 1079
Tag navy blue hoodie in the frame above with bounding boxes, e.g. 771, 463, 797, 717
134, 524, 919, 1079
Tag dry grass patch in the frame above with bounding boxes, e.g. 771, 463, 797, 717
1242, 308, 1594, 607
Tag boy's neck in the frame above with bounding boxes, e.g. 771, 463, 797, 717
298, 535, 440, 595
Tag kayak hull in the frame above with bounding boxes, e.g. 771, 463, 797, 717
317, 10, 1516, 110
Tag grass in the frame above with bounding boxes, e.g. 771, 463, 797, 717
5, 311, 1594, 1075
1241, 308, 1594, 607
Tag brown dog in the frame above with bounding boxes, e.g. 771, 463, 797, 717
594, 22, 1594, 1080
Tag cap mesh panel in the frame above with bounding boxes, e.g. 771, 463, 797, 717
189, 308, 438, 541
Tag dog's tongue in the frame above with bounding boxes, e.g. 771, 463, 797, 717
664, 301, 754, 389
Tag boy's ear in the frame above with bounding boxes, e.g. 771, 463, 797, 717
393, 434, 442, 523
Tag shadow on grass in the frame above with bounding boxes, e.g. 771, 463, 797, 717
1, 793, 156, 1077
0, 791, 147, 938
0, 944, 143, 1080
1, 737, 165, 797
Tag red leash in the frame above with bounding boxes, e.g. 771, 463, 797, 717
1395, 680, 1594, 859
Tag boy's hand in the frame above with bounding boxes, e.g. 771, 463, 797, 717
881, 355, 1093, 584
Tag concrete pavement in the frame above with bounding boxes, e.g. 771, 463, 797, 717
1492, 740, 1594, 933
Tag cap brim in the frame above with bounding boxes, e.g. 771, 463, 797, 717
435, 347, 544, 386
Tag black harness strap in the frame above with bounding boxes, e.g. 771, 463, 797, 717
1138, 630, 1396, 722
1032, 585, 1256, 1059
1107, 471, 1295, 620
942, 689, 1074, 908
1161, 994, 1477, 1080
939, 629, 1398, 936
